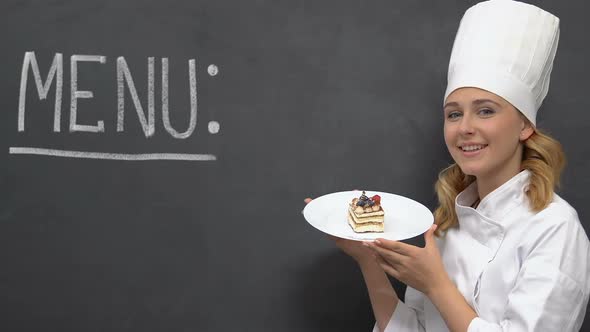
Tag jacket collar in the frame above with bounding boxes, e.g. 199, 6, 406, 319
456, 169, 531, 223
453, 170, 531, 249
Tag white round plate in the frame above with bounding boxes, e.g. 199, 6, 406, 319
303, 190, 434, 241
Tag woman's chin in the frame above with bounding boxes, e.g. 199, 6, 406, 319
457, 165, 482, 178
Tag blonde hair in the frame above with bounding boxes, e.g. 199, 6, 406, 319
433, 128, 566, 236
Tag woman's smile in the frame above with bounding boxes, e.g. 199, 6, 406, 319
458, 143, 488, 157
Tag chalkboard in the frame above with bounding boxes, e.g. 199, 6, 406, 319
1, 0, 588, 331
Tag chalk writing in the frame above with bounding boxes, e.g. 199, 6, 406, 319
13, 51, 218, 161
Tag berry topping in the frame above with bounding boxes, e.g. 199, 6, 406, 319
356, 191, 371, 206
371, 195, 381, 204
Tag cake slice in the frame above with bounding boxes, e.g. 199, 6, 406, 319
347, 191, 384, 233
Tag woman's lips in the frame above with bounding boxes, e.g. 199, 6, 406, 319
459, 144, 488, 157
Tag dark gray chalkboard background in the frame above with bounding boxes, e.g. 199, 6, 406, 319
1, 0, 589, 331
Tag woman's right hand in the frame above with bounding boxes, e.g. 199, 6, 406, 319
304, 197, 376, 264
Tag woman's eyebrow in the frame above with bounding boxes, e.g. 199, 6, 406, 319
443, 101, 459, 109
444, 99, 501, 109
472, 99, 501, 107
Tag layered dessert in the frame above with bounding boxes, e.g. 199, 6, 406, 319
347, 191, 384, 233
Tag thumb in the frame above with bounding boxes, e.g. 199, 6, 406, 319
424, 224, 438, 247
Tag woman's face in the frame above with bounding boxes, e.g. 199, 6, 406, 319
443, 87, 534, 180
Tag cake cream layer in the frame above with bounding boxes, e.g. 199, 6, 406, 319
347, 214, 384, 233
348, 206, 385, 218
348, 209, 385, 224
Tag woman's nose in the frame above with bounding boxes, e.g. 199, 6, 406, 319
458, 114, 475, 135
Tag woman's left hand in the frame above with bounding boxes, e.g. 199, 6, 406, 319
365, 224, 450, 296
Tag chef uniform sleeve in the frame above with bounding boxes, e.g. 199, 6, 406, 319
468, 213, 590, 332
372, 286, 426, 332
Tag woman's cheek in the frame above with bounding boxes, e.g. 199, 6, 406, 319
443, 129, 457, 155
443, 128, 453, 148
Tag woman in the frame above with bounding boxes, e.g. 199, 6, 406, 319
306, 1, 590, 331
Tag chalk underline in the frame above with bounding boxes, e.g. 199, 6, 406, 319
9, 147, 216, 161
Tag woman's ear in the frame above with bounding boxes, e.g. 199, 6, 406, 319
520, 122, 534, 141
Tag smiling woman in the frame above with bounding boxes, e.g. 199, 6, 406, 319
435, 88, 566, 234
362, 1, 590, 331
443, 88, 534, 193
324, 1, 590, 332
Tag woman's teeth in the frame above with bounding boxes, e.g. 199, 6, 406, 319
461, 145, 486, 151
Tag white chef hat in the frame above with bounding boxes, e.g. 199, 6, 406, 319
443, 0, 560, 126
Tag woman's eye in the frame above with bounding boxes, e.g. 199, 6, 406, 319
447, 111, 461, 120
478, 108, 495, 116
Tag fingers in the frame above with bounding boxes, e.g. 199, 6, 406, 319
375, 255, 401, 279
365, 241, 407, 266
374, 238, 413, 256
424, 224, 438, 247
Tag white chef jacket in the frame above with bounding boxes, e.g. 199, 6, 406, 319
373, 170, 590, 332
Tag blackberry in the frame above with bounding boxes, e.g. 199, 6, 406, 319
359, 191, 369, 201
